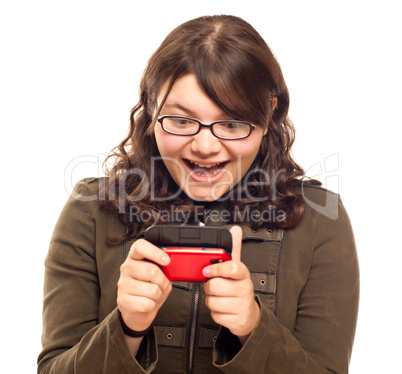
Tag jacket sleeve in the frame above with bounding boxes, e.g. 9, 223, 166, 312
212, 195, 359, 373
37, 180, 158, 373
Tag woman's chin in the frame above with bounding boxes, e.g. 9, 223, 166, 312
183, 185, 229, 202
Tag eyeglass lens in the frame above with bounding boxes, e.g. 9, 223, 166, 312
161, 117, 251, 139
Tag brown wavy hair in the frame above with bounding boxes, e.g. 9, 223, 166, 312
102, 15, 320, 242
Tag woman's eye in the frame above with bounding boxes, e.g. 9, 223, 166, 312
222, 122, 243, 130
173, 118, 191, 126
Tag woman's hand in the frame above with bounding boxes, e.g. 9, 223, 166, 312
117, 238, 172, 333
203, 226, 260, 345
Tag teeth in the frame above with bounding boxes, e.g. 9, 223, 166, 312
209, 168, 221, 176
187, 160, 224, 176
190, 160, 222, 168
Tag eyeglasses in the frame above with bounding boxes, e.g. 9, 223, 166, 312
157, 115, 256, 140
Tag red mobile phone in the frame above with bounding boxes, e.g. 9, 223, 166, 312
144, 225, 232, 282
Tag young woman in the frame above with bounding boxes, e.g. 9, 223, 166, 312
38, 15, 359, 373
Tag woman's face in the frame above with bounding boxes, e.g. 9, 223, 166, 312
154, 74, 266, 201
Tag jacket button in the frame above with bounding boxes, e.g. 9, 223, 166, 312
167, 333, 173, 340
260, 279, 266, 286
212, 336, 217, 342
267, 229, 272, 234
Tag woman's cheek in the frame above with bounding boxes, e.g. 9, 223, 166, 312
155, 130, 186, 157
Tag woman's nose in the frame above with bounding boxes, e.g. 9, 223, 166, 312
190, 128, 222, 155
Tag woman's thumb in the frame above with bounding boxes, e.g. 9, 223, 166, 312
229, 225, 243, 262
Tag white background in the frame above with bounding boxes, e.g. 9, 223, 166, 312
1, 1, 401, 372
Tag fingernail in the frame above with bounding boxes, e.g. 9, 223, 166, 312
203, 267, 210, 276
161, 255, 170, 265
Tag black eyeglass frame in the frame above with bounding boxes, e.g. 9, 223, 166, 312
157, 115, 257, 140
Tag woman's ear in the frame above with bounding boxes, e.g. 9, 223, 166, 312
272, 97, 278, 110
263, 97, 278, 136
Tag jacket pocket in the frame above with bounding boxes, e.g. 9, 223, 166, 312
154, 325, 186, 347
250, 271, 277, 313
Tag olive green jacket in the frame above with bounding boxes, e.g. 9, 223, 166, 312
38, 178, 359, 373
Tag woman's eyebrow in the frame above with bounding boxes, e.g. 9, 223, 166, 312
162, 102, 228, 119
162, 102, 196, 116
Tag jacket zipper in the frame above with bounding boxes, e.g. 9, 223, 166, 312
188, 213, 211, 373
188, 282, 200, 373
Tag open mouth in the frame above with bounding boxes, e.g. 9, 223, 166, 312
183, 159, 228, 177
